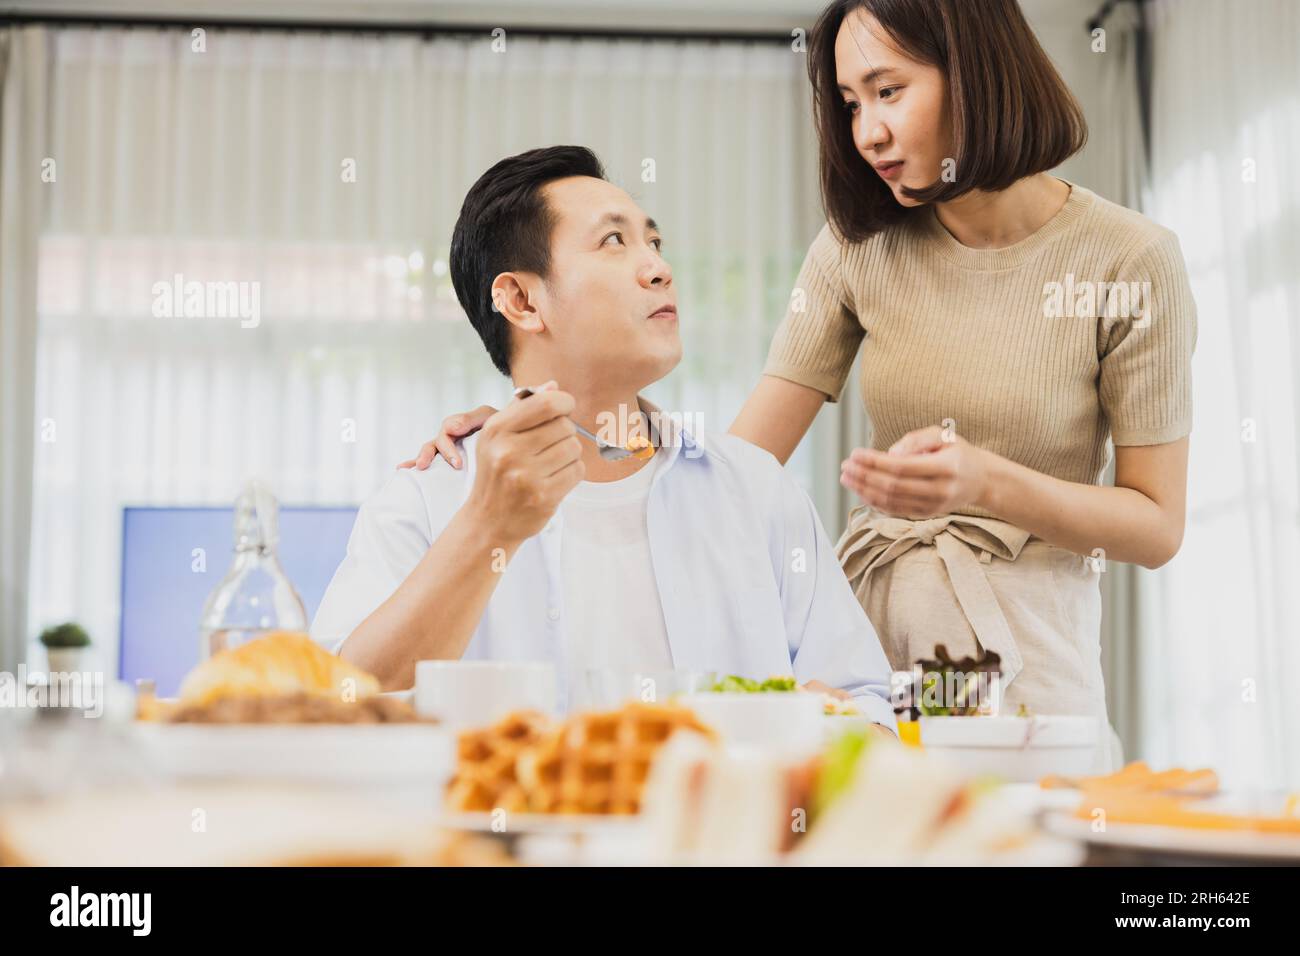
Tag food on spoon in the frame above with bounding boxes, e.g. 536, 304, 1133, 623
625, 434, 655, 460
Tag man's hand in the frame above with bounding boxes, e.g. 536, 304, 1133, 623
463, 381, 585, 545
804, 680, 897, 739
803, 679, 850, 700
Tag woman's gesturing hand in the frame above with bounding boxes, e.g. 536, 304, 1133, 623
397, 404, 499, 471
839, 425, 993, 518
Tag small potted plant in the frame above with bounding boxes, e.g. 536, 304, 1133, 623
39, 622, 91, 674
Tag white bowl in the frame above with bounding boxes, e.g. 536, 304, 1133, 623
916, 715, 1100, 782
679, 692, 825, 755
414, 660, 557, 728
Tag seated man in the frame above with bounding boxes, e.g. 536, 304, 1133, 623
311, 145, 895, 729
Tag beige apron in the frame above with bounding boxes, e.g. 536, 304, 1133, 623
836, 506, 1118, 769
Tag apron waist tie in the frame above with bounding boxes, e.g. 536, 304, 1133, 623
835, 509, 1033, 688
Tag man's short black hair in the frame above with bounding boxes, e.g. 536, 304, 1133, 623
449, 145, 607, 376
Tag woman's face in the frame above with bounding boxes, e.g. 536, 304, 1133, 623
834, 9, 953, 207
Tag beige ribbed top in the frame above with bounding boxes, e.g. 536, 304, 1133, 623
764, 181, 1197, 519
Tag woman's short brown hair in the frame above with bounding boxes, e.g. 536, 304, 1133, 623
809, 0, 1088, 242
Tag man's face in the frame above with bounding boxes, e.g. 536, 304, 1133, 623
523, 176, 681, 390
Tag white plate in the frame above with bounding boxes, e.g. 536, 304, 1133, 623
916, 716, 1101, 782
133, 722, 454, 791
919, 715, 1098, 747
1039, 807, 1300, 862
1005, 782, 1084, 813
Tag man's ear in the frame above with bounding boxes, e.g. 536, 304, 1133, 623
490, 273, 546, 335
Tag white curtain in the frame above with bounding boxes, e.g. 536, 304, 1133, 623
27, 27, 836, 673
1034, 1, 1150, 760
0, 26, 49, 673
1050, 0, 1146, 210
1140, 0, 1300, 788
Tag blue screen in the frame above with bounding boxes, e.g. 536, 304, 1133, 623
119, 506, 358, 696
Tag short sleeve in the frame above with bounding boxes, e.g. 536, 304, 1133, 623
1098, 230, 1198, 445
762, 223, 865, 404
309, 470, 436, 653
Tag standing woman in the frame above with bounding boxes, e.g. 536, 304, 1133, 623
405, 0, 1196, 744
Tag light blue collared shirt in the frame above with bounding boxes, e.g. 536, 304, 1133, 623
311, 405, 895, 727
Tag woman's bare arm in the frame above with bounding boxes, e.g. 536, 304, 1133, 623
979, 440, 1189, 569
399, 405, 498, 471
728, 375, 828, 464
842, 430, 1189, 569
403, 374, 827, 472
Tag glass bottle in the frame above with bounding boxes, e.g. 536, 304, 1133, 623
198, 481, 307, 658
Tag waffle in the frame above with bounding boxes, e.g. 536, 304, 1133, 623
516, 703, 714, 815
444, 710, 551, 813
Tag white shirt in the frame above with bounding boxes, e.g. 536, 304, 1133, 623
311, 399, 895, 726
558, 449, 673, 695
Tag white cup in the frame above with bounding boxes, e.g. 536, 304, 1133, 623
678, 692, 826, 755
414, 661, 557, 728
576, 668, 718, 712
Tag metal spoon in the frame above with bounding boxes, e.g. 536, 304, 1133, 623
513, 386, 652, 461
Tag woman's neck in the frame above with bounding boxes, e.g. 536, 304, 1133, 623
931, 173, 1071, 250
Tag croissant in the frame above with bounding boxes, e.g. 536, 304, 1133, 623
178, 631, 380, 705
